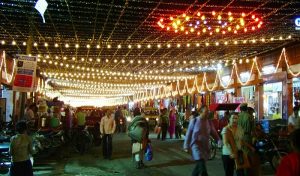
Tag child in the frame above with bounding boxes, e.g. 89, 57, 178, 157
9, 121, 34, 176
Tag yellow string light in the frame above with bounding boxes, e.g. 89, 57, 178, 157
203, 73, 218, 91
2, 46, 300, 101
217, 68, 234, 89
282, 48, 300, 77
253, 57, 262, 76
234, 62, 255, 86
2, 51, 15, 83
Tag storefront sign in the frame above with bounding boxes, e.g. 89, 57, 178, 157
233, 97, 245, 103
262, 71, 287, 83
295, 18, 300, 30
13, 55, 37, 92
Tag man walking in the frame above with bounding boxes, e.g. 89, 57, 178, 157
157, 108, 169, 140
183, 105, 221, 176
100, 109, 116, 160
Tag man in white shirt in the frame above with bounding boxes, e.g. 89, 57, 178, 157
288, 107, 299, 133
100, 109, 116, 160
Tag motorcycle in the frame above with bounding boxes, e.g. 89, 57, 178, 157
32, 129, 65, 158
0, 142, 10, 173
254, 133, 288, 171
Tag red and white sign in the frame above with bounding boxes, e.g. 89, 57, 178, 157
233, 97, 245, 103
13, 55, 37, 92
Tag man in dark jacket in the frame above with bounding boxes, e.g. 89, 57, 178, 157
157, 108, 169, 140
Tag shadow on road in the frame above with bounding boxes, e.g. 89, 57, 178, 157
147, 159, 194, 168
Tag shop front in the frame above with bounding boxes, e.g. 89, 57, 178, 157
241, 86, 255, 108
215, 88, 235, 104
293, 78, 300, 107
263, 82, 283, 120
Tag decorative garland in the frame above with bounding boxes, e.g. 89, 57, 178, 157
0, 51, 15, 84
132, 47, 300, 102
2, 47, 300, 106
157, 11, 262, 36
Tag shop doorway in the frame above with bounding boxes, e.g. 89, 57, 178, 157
241, 86, 255, 108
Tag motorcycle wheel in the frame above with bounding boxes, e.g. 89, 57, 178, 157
270, 151, 288, 171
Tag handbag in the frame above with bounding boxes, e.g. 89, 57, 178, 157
144, 143, 153, 161
225, 127, 251, 169
235, 150, 251, 169
132, 142, 142, 154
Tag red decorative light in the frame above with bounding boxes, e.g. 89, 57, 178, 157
157, 11, 263, 36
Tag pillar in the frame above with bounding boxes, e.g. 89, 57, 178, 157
255, 84, 264, 120
287, 78, 294, 117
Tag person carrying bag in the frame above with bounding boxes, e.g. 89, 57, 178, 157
222, 113, 253, 176
128, 107, 149, 169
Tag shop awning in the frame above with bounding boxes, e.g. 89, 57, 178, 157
209, 103, 240, 111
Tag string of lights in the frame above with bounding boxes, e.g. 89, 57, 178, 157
38, 46, 300, 105
1, 35, 292, 50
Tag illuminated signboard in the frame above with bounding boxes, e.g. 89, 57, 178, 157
295, 18, 300, 30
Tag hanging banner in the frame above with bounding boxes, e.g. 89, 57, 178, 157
13, 55, 37, 92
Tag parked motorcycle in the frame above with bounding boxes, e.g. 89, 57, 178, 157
32, 129, 65, 158
0, 122, 13, 173
254, 133, 289, 171
0, 142, 10, 173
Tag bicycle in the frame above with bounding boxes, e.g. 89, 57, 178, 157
71, 126, 93, 154
209, 136, 217, 160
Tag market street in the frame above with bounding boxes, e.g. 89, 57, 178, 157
1, 133, 274, 176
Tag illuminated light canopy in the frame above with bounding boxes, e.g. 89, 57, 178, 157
158, 11, 262, 36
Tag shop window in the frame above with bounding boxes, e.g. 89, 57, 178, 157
241, 86, 255, 107
293, 78, 300, 107
262, 65, 276, 75
263, 82, 282, 119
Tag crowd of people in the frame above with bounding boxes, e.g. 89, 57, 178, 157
6, 101, 300, 175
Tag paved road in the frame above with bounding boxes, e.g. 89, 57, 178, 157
0, 133, 275, 176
